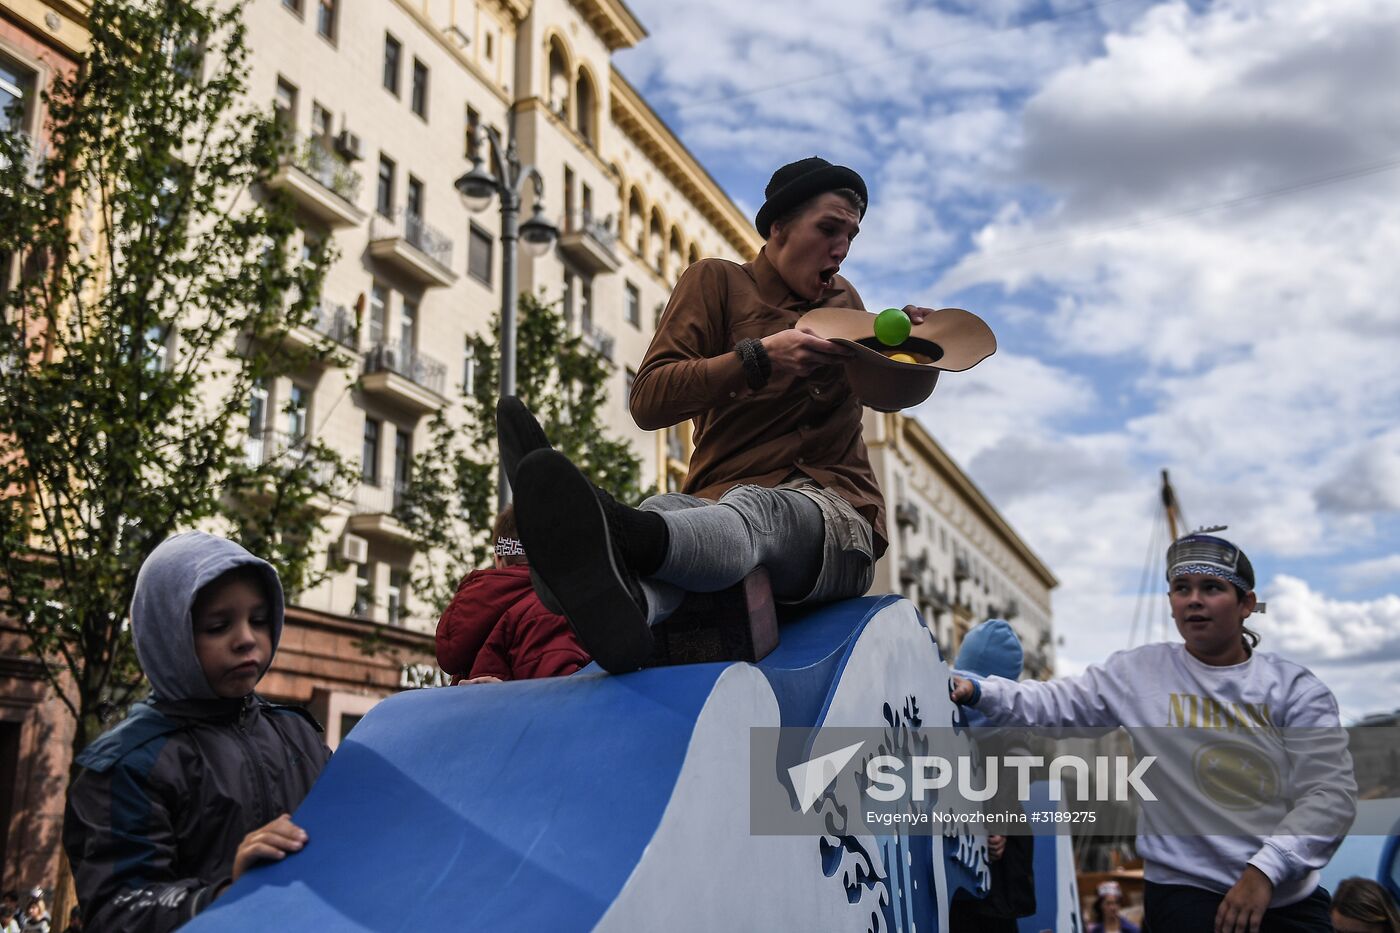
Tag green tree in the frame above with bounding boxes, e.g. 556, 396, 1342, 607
397, 292, 643, 609
0, 0, 357, 761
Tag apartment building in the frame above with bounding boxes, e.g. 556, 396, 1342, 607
0, 0, 88, 895
865, 412, 1058, 678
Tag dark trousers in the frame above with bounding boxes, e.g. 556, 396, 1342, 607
1144, 882, 1333, 932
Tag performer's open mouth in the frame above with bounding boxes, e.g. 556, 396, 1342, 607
819, 266, 838, 289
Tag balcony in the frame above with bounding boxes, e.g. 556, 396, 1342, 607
580, 322, 614, 363
240, 430, 343, 512
360, 341, 447, 414
369, 209, 457, 288
267, 135, 365, 228
347, 481, 415, 545
895, 501, 921, 532
557, 210, 620, 274
281, 296, 358, 359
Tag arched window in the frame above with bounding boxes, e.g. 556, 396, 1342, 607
574, 68, 597, 146
649, 211, 664, 275
628, 190, 645, 256
547, 39, 570, 117
668, 228, 684, 282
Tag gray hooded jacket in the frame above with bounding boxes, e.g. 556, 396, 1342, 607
64, 533, 329, 932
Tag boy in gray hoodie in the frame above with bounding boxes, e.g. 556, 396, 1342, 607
63, 532, 330, 932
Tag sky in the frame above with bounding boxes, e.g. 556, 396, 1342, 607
613, 0, 1400, 722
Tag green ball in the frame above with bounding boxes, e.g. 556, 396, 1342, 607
874, 307, 911, 347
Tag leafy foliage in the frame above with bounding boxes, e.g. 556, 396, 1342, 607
0, 0, 356, 754
397, 292, 643, 609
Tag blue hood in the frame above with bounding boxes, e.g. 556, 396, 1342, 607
954, 618, 1023, 680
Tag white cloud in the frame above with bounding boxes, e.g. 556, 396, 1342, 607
1339, 554, 1400, 592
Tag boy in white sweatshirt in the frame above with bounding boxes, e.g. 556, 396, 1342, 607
951, 531, 1355, 933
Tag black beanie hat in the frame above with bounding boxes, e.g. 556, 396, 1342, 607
754, 156, 868, 239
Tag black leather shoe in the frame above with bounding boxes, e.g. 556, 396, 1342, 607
514, 449, 653, 673
496, 396, 551, 493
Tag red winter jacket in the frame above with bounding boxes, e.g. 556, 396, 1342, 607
435, 564, 590, 682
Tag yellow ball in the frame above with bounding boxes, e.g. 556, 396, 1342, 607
888, 352, 918, 364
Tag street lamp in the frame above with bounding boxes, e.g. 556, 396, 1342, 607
454, 117, 559, 509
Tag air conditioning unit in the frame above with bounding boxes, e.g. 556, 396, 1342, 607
334, 129, 363, 161
339, 533, 369, 565
895, 501, 920, 531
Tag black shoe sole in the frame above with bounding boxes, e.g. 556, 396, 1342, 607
514, 449, 653, 673
496, 396, 552, 492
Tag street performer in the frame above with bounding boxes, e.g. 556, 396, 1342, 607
506, 156, 935, 673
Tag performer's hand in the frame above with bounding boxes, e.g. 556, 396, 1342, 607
987, 834, 1006, 861
461, 675, 504, 685
1215, 865, 1272, 933
949, 676, 977, 705
762, 327, 854, 377
901, 305, 934, 325
229, 814, 306, 885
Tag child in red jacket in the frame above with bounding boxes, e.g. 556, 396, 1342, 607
436, 504, 591, 683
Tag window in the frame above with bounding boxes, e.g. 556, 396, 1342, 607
362, 418, 381, 483
400, 296, 418, 349
580, 277, 593, 331
411, 59, 429, 119
393, 429, 412, 505
468, 224, 492, 284
484, 31, 494, 61
464, 106, 480, 159
386, 568, 406, 626
563, 165, 575, 221
248, 378, 268, 438
353, 563, 372, 617
462, 339, 475, 393
383, 34, 402, 96
653, 302, 665, 330
581, 183, 593, 220
625, 281, 640, 328
406, 175, 423, 220
316, 0, 337, 42
282, 0, 302, 15
562, 270, 575, 327
624, 367, 636, 407
274, 76, 297, 133
369, 283, 388, 345
1, 58, 34, 131
376, 154, 395, 217
286, 383, 309, 443
311, 101, 333, 140
143, 324, 169, 372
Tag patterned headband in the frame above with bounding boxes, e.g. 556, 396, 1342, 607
1166, 533, 1252, 593
494, 537, 525, 557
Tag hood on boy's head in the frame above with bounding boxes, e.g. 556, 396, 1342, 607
131, 531, 285, 701
955, 619, 1023, 681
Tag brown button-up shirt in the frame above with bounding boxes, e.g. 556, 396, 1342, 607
629, 248, 888, 558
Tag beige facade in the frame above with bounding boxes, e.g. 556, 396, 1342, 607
239, 0, 761, 634
864, 411, 1059, 678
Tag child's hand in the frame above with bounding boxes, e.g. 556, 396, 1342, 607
949, 676, 977, 705
987, 834, 1006, 861
1215, 865, 1272, 933
230, 813, 307, 883
461, 675, 503, 685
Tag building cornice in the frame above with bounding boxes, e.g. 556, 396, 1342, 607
609, 67, 763, 261
898, 414, 1059, 591
2, 0, 90, 58
567, 0, 646, 51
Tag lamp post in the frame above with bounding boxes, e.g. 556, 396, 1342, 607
455, 115, 559, 509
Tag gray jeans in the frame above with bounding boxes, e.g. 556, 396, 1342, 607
639, 482, 876, 627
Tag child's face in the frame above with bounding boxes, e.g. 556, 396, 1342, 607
1169, 572, 1255, 661
193, 574, 273, 698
